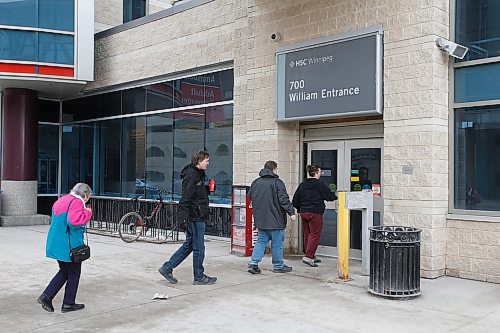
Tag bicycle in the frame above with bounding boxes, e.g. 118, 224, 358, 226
118, 190, 178, 243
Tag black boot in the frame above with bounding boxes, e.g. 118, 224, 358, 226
61, 303, 85, 313
37, 293, 54, 312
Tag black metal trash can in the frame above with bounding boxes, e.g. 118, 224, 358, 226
369, 226, 421, 298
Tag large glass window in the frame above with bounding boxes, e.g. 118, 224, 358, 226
39, 0, 74, 32
60, 69, 234, 204
0, 0, 37, 28
173, 109, 205, 200
99, 120, 121, 196
455, 63, 500, 103
38, 124, 59, 194
61, 123, 97, 193
0, 0, 74, 31
122, 117, 146, 198
39, 99, 60, 123
122, 87, 146, 115
0, 29, 74, 65
38, 32, 74, 65
146, 113, 174, 199
146, 83, 174, 111
455, 106, 500, 211
61, 124, 80, 193
0, 30, 37, 62
205, 105, 233, 205
456, 0, 500, 61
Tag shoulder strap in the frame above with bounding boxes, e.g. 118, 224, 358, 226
66, 198, 88, 248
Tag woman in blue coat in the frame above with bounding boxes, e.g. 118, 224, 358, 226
37, 183, 93, 313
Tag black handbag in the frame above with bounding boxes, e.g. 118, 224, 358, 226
66, 199, 91, 263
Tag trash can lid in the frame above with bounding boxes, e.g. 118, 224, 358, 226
369, 225, 421, 243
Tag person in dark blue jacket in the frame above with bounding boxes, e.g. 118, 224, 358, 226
158, 150, 217, 285
292, 165, 337, 267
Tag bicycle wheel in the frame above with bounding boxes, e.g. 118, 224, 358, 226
118, 212, 144, 243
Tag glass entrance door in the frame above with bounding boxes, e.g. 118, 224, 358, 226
307, 139, 383, 259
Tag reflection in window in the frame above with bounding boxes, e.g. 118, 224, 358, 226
122, 87, 146, 115
80, 123, 97, 190
455, 63, 500, 103
173, 109, 205, 199
61, 123, 97, 193
0, 29, 37, 62
38, 124, 59, 194
0, 0, 37, 28
146, 83, 174, 111
61, 124, 79, 192
455, 106, 500, 211
350, 148, 381, 192
0, 0, 74, 31
123, 0, 146, 23
216, 144, 230, 156
38, 0, 74, 32
146, 146, 165, 157
205, 105, 233, 204
146, 113, 174, 199
60, 69, 234, 204
122, 117, 146, 198
63, 95, 100, 122
456, 0, 500, 61
38, 32, 74, 65
99, 120, 121, 196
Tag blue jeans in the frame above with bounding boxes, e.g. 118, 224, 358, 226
248, 229, 285, 269
162, 221, 206, 281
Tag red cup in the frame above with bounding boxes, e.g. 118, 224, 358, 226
209, 179, 216, 192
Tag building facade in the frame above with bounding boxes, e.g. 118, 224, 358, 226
1, 0, 499, 283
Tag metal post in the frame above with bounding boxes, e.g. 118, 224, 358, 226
361, 192, 373, 276
337, 191, 350, 280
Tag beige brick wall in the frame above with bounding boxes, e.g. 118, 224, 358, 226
446, 218, 500, 283
149, 0, 172, 15
380, 0, 450, 278
88, 0, 499, 281
95, 0, 122, 33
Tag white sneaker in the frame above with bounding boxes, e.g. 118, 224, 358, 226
302, 256, 318, 267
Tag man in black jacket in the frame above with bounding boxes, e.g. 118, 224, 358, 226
247, 161, 296, 274
158, 150, 217, 285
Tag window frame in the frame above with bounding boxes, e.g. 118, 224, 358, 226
450, 0, 500, 218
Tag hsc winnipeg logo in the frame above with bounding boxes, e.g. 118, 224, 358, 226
289, 55, 334, 68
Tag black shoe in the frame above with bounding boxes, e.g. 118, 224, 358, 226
193, 274, 217, 285
61, 303, 85, 313
273, 265, 293, 273
37, 293, 54, 313
247, 265, 261, 274
158, 267, 178, 284
313, 257, 322, 263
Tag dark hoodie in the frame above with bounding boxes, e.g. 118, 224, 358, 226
178, 164, 210, 223
292, 178, 337, 215
248, 168, 295, 230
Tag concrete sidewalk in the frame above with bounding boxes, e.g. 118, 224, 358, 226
0, 225, 499, 333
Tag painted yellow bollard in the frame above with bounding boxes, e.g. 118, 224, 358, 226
337, 191, 350, 281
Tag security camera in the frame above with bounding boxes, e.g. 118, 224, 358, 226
436, 37, 468, 59
270, 32, 281, 42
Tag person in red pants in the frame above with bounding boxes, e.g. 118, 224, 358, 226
292, 165, 337, 267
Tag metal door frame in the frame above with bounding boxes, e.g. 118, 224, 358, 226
305, 138, 383, 259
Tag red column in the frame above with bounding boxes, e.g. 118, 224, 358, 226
2, 88, 38, 181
